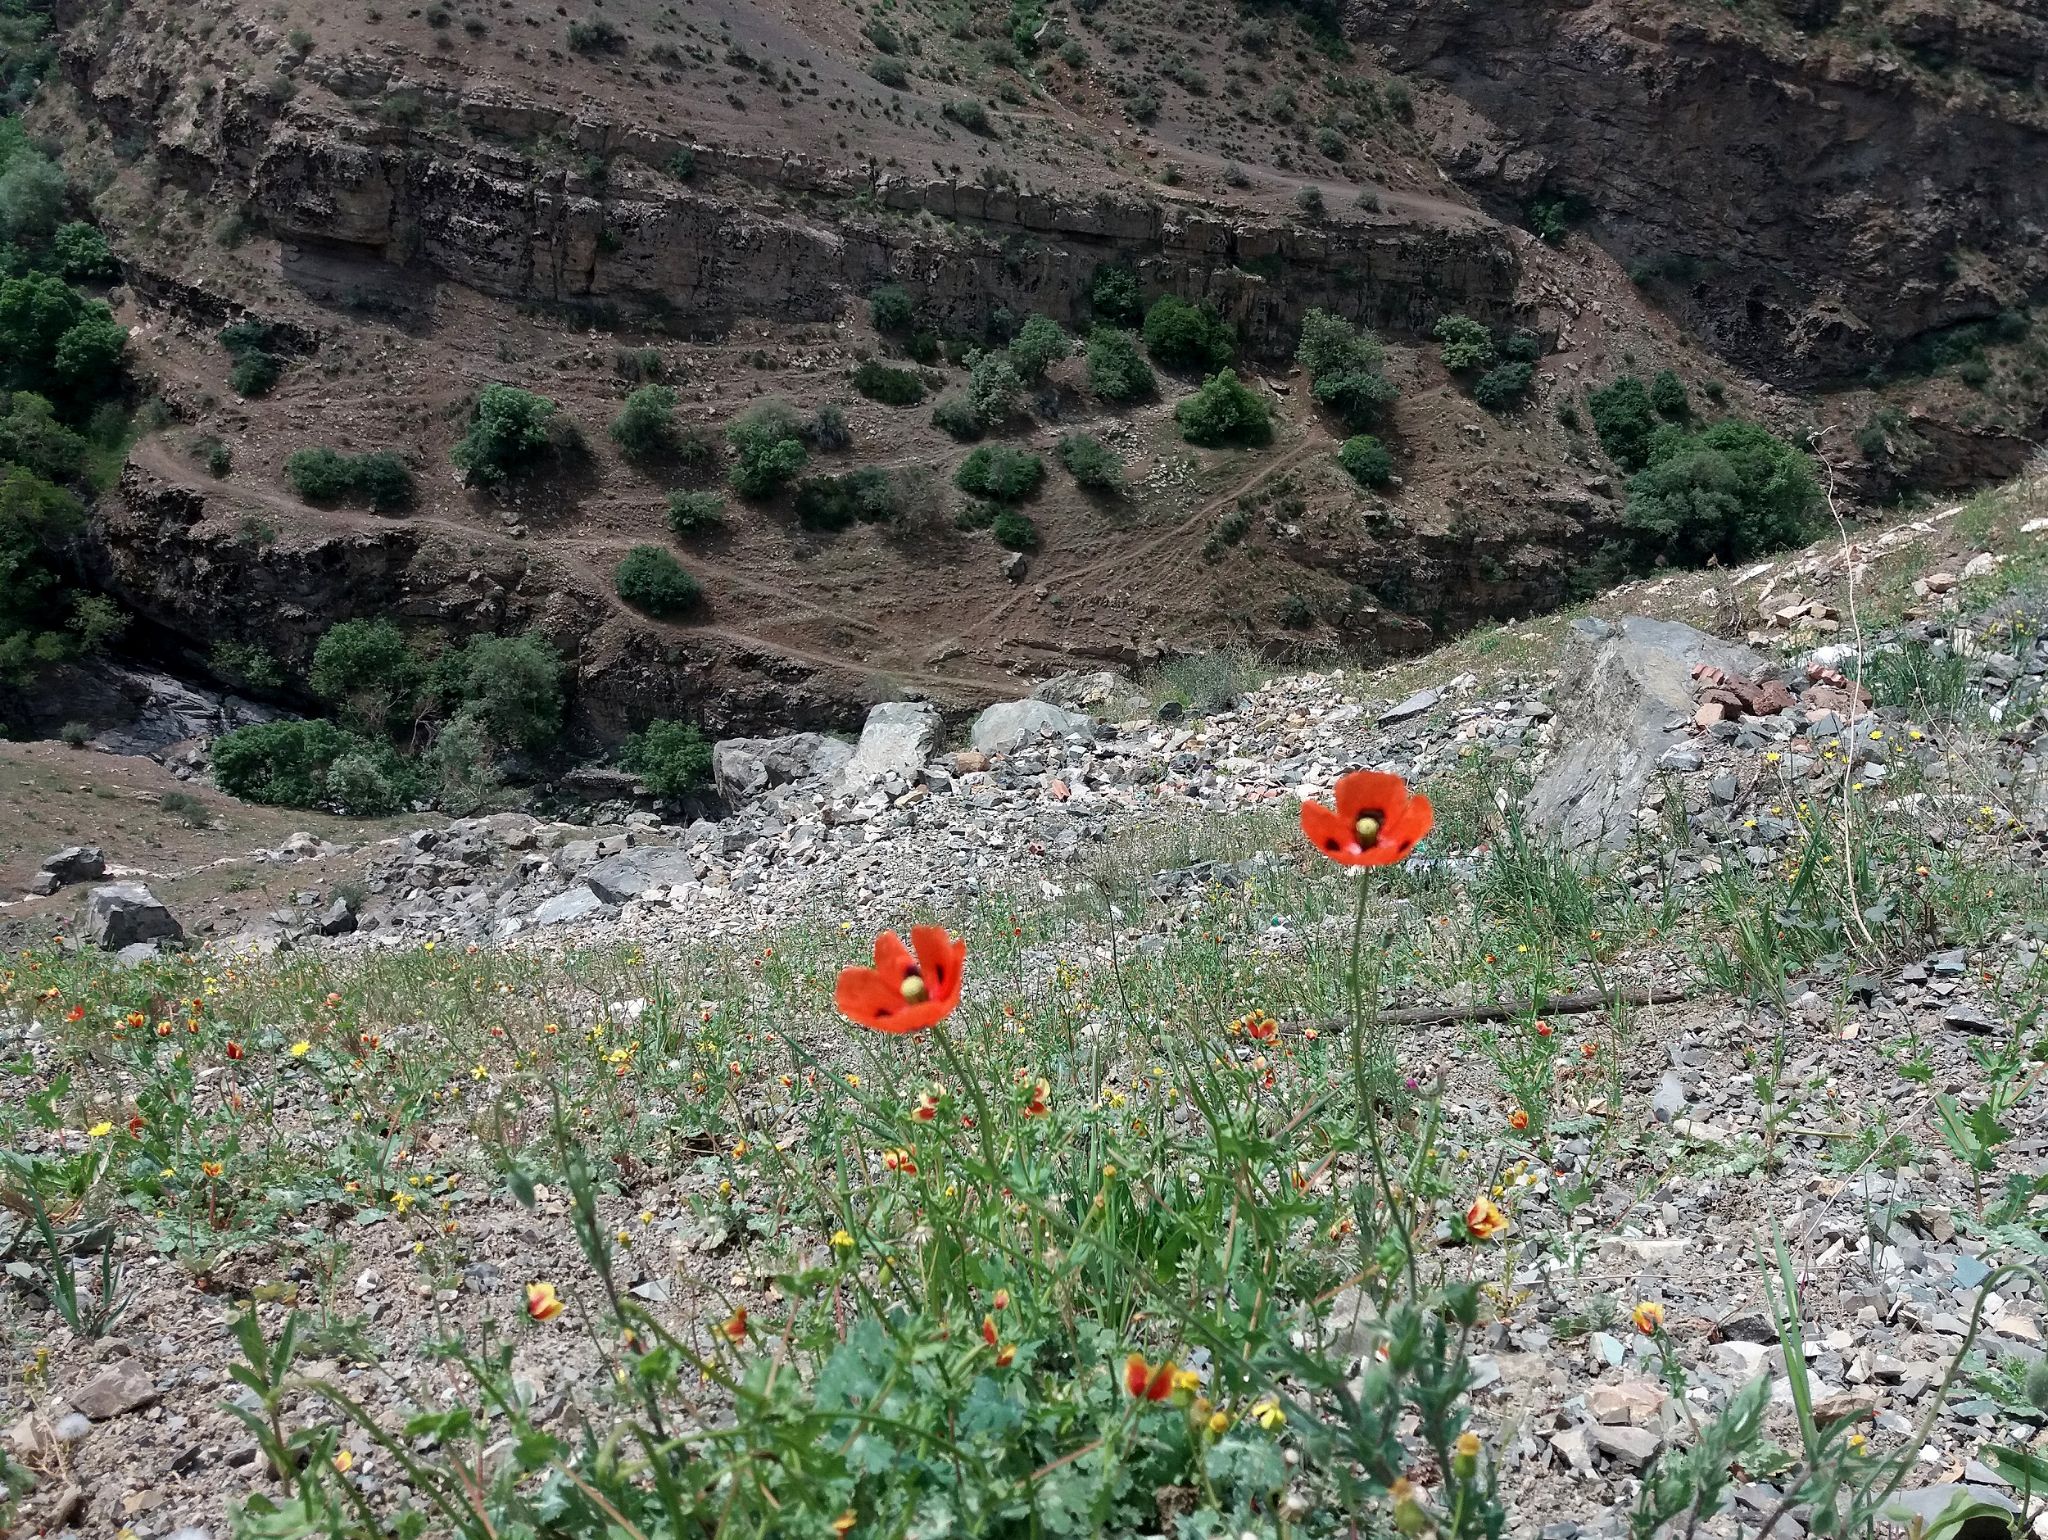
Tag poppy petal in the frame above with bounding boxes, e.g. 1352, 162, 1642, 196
1333, 770, 1409, 827
1125, 1353, 1150, 1397
871, 930, 915, 983
909, 925, 964, 1004
836, 967, 923, 1033
1299, 799, 1356, 858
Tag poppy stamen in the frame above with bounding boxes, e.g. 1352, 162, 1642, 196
900, 973, 928, 1004
1354, 813, 1381, 842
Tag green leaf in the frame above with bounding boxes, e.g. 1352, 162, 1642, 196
1980, 1443, 2048, 1497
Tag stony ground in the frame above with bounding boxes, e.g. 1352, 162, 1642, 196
4, 474, 2048, 1539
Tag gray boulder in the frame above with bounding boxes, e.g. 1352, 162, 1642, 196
970, 699, 1097, 754
581, 847, 700, 903
41, 846, 106, 886
1031, 670, 1149, 720
712, 733, 855, 807
1525, 617, 1763, 853
835, 701, 942, 793
318, 897, 358, 936
531, 886, 608, 926
83, 884, 183, 950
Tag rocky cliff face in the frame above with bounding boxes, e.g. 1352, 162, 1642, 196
1355, 0, 2048, 381
60, 32, 1520, 358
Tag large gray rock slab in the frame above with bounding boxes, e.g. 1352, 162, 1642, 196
83, 884, 183, 950
531, 886, 608, 926
1031, 670, 1149, 720
581, 847, 700, 903
41, 846, 106, 885
835, 702, 942, 793
1525, 617, 1763, 853
712, 733, 854, 807
970, 699, 1096, 754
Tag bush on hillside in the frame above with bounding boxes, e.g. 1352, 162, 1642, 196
1337, 434, 1394, 487
212, 718, 420, 815
1056, 432, 1121, 491
667, 489, 726, 534
931, 389, 980, 441
853, 360, 926, 406
726, 400, 808, 497
1432, 314, 1494, 373
1621, 419, 1819, 569
965, 349, 1024, 428
1586, 375, 1658, 470
1143, 295, 1235, 371
452, 384, 561, 486
610, 384, 685, 462
614, 544, 702, 617
309, 617, 425, 736
620, 718, 714, 798
869, 284, 916, 334
1471, 361, 1533, 411
1085, 327, 1154, 402
1090, 263, 1143, 326
992, 508, 1037, 550
1175, 369, 1272, 447
794, 468, 898, 529
1296, 308, 1396, 431
1007, 314, 1070, 382
956, 444, 1045, 501
1649, 368, 1690, 420
286, 447, 414, 510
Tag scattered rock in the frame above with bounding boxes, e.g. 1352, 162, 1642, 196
711, 733, 855, 808
531, 887, 607, 926
39, 845, 106, 886
1590, 1422, 1662, 1466
970, 699, 1097, 754
69, 1358, 159, 1420
82, 883, 183, 950
835, 701, 942, 793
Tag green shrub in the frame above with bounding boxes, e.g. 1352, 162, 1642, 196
869, 284, 916, 334
1143, 295, 1235, 371
1471, 361, 1533, 411
566, 17, 623, 51
1, 274, 126, 409
208, 639, 284, 692
434, 631, 565, 751
931, 390, 980, 441
793, 469, 897, 529
1586, 376, 1657, 470
1432, 314, 1494, 373
615, 544, 702, 617
1090, 263, 1143, 326
1056, 432, 1121, 491
667, 489, 726, 534
1295, 308, 1396, 431
50, 223, 115, 282
212, 719, 418, 814
0, 392, 86, 481
452, 384, 560, 486
1295, 186, 1325, 215
1007, 314, 1070, 382
620, 719, 713, 798
852, 360, 926, 406
1648, 368, 1689, 419
943, 97, 995, 135
218, 317, 285, 399
285, 447, 415, 510
1337, 435, 1393, 487
992, 508, 1037, 550
726, 400, 808, 497
955, 444, 1044, 501
614, 346, 665, 383
1085, 327, 1154, 402
611, 384, 685, 462
285, 447, 353, 502
965, 349, 1024, 428
1175, 369, 1271, 447
870, 56, 909, 88
1621, 420, 1819, 569
806, 402, 852, 451
1502, 331, 1542, 364
309, 618, 425, 734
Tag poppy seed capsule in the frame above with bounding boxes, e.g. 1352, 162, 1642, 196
900, 973, 928, 1004
1354, 814, 1381, 842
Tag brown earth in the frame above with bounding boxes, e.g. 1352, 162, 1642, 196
18, 0, 2048, 741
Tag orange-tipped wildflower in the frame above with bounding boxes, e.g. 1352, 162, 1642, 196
1464, 1195, 1507, 1242
225, 1041, 244, 1060
201, 1160, 224, 1179
526, 1281, 566, 1321
911, 1089, 941, 1122
1299, 770, 1433, 867
994, 1342, 1016, 1368
835, 926, 965, 1034
1508, 1108, 1529, 1131
1124, 1352, 1176, 1402
721, 1307, 749, 1343
881, 1147, 918, 1176
1021, 1078, 1051, 1117
1632, 1301, 1665, 1335
982, 1314, 999, 1347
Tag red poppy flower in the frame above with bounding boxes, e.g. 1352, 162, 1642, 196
1124, 1352, 1176, 1401
835, 927, 965, 1034
982, 1314, 999, 1347
225, 1041, 244, 1060
1299, 771, 1433, 867
721, 1307, 749, 1343
65, 1005, 84, 1022
1021, 1078, 1050, 1117
1535, 1021, 1553, 1038
1509, 1108, 1529, 1131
